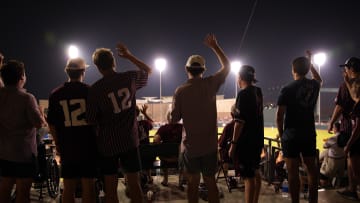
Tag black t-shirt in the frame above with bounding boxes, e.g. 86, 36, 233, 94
234, 85, 264, 151
277, 78, 320, 137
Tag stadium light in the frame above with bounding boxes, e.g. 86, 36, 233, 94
231, 61, 242, 98
155, 58, 167, 122
68, 45, 79, 59
313, 52, 327, 124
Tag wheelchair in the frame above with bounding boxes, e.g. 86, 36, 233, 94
11, 140, 60, 201
35, 141, 60, 200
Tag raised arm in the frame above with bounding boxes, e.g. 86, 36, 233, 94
306, 50, 322, 84
204, 34, 230, 78
140, 104, 154, 123
116, 43, 152, 74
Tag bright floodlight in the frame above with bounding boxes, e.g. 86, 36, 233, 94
155, 58, 167, 72
314, 53, 326, 66
231, 61, 242, 74
68, 45, 79, 59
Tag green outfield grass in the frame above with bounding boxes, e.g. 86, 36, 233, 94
149, 127, 332, 152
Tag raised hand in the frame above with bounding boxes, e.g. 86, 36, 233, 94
116, 43, 132, 58
305, 50, 312, 60
140, 104, 148, 114
204, 33, 219, 49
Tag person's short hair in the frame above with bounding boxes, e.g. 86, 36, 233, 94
185, 66, 205, 77
92, 48, 115, 70
239, 65, 258, 83
292, 57, 310, 76
0, 60, 25, 86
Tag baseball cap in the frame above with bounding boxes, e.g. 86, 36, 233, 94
185, 55, 206, 69
65, 57, 89, 70
339, 57, 360, 71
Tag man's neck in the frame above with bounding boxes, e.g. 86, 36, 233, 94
188, 74, 202, 79
68, 78, 82, 83
101, 68, 116, 77
293, 74, 305, 80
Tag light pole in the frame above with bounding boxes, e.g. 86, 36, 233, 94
313, 52, 326, 124
231, 61, 242, 98
155, 58, 167, 122
68, 45, 79, 59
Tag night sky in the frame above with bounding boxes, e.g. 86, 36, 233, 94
1, 0, 360, 118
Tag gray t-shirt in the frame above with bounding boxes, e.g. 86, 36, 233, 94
171, 71, 227, 158
323, 133, 345, 159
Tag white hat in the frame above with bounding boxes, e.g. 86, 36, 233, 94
185, 55, 205, 69
65, 57, 89, 70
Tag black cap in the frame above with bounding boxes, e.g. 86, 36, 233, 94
339, 57, 360, 72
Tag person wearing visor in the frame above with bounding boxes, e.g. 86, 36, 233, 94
171, 34, 230, 203
47, 57, 98, 203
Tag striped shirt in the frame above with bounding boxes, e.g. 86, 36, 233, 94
47, 82, 97, 163
87, 70, 148, 156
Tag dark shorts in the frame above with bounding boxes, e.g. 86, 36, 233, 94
99, 147, 142, 175
235, 148, 262, 178
281, 129, 316, 158
61, 161, 98, 179
0, 159, 36, 178
349, 139, 360, 156
182, 151, 217, 177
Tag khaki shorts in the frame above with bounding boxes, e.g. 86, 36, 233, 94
320, 156, 345, 179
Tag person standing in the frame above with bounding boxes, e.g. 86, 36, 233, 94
228, 65, 264, 203
336, 57, 360, 200
276, 52, 322, 203
170, 33, 230, 203
0, 60, 46, 203
87, 43, 151, 203
47, 57, 98, 203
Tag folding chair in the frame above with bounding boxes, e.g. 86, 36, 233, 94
216, 149, 238, 192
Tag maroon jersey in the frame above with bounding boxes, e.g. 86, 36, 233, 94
335, 83, 354, 135
156, 123, 183, 144
87, 70, 148, 156
218, 120, 235, 149
47, 82, 97, 163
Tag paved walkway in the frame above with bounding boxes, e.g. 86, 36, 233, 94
29, 174, 359, 203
